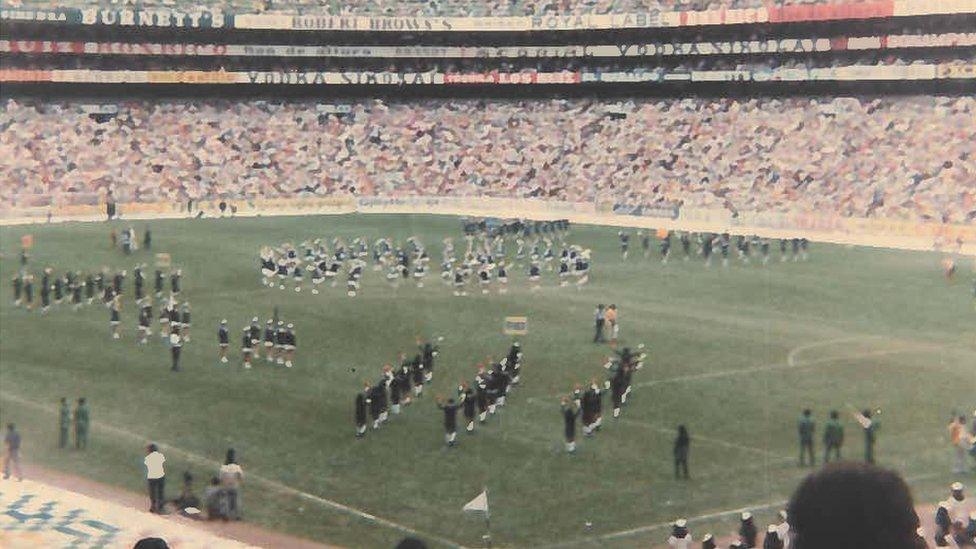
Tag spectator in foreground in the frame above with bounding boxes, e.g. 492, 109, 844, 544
667, 518, 692, 548
787, 462, 925, 549
219, 448, 244, 520
739, 512, 757, 548
3, 423, 23, 481
144, 443, 166, 513
395, 537, 428, 549
133, 538, 168, 549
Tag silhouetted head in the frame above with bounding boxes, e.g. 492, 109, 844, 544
788, 462, 924, 549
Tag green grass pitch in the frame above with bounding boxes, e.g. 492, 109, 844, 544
0, 213, 973, 548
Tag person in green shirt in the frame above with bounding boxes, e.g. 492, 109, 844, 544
823, 410, 844, 463
58, 397, 71, 449
74, 398, 90, 450
798, 408, 816, 467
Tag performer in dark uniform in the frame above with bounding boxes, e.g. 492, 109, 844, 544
70, 275, 83, 311
582, 380, 603, 436
387, 365, 401, 415
369, 381, 385, 429
137, 299, 152, 344
241, 328, 254, 369
355, 384, 369, 438
180, 303, 192, 342
84, 273, 95, 304
170, 269, 182, 296
11, 273, 22, 307
436, 396, 460, 447
410, 354, 425, 398
561, 396, 580, 453
474, 365, 489, 423
396, 360, 412, 406
217, 320, 229, 364
40, 269, 51, 313
420, 340, 438, 382
263, 320, 276, 363
506, 341, 523, 385
53, 275, 63, 305
458, 382, 476, 433
169, 327, 183, 371
112, 270, 125, 295
154, 269, 164, 298
109, 295, 122, 339
660, 231, 672, 264
22, 274, 34, 310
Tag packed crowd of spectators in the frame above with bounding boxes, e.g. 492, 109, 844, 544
3, 0, 889, 18
2, 95, 973, 224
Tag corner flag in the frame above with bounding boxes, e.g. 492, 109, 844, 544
463, 489, 489, 516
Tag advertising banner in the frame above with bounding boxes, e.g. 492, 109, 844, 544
5, 1, 975, 32
4, 64, 971, 85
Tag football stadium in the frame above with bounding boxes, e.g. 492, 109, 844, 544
0, 1, 975, 548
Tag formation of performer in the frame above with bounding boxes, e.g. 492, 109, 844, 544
617, 230, 810, 267
259, 220, 588, 299
353, 337, 443, 437
351, 338, 524, 447
560, 344, 646, 452
232, 315, 298, 369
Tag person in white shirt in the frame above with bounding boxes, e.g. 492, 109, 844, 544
144, 444, 166, 513
219, 448, 244, 520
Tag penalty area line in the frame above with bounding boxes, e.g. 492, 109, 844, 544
0, 391, 466, 549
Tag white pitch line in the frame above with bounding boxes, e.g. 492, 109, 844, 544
537, 498, 788, 549
0, 391, 465, 549
540, 470, 949, 549
525, 345, 907, 405
785, 335, 885, 368
615, 417, 792, 460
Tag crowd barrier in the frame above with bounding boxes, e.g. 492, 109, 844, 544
2, 195, 971, 255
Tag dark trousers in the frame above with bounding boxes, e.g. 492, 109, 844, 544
800, 440, 815, 466
593, 320, 605, 342
824, 443, 841, 463
148, 477, 165, 513
865, 441, 875, 464
59, 427, 69, 449
171, 347, 181, 371
674, 457, 689, 479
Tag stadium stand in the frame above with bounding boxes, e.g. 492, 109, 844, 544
2, 95, 973, 224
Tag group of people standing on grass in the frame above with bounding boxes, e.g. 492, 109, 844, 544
592, 303, 620, 344
143, 445, 245, 522
795, 407, 885, 467
619, 229, 810, 268
58, 397, 91, 450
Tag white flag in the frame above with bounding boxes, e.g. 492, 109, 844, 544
463, 490, 489, 515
